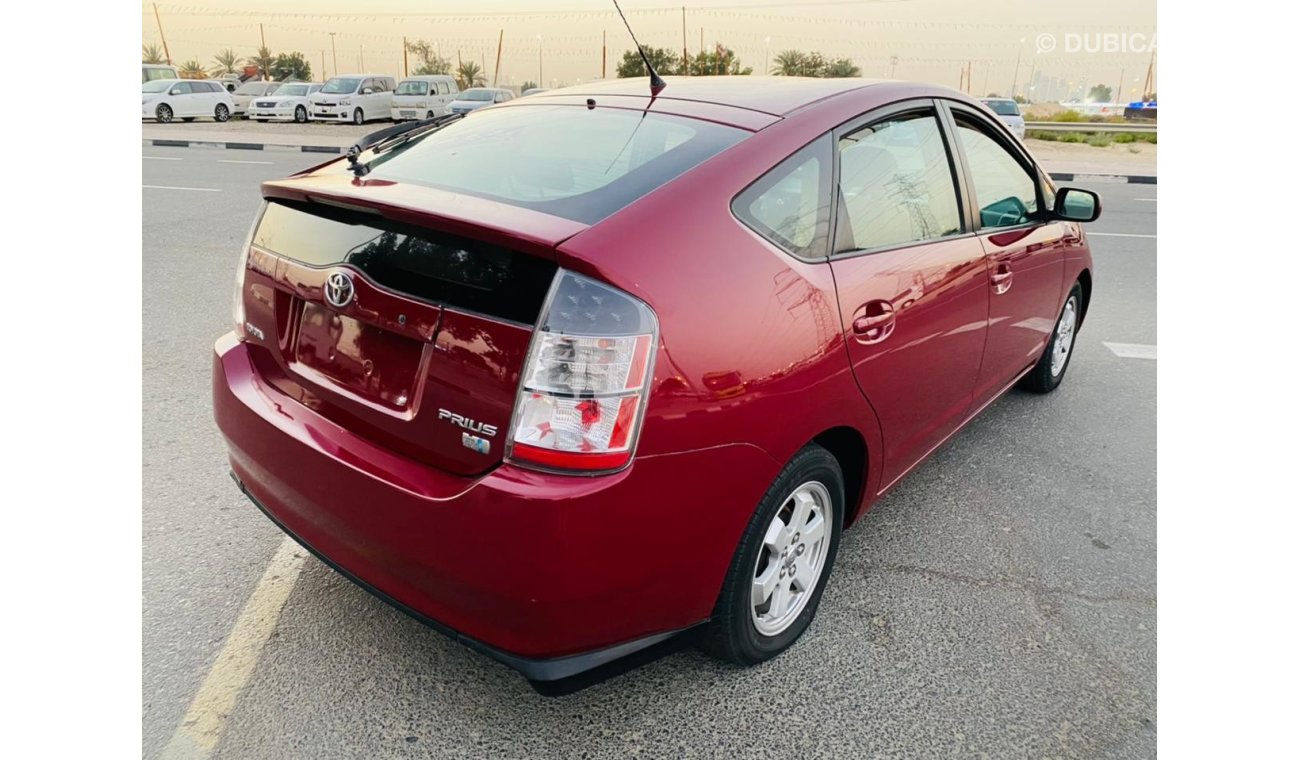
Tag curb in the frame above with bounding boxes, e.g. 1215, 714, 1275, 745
143, 139, 1157, 183
144, 138, 342, 154
1048, 172, 1157, 184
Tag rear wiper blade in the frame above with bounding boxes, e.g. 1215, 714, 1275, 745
346, 112, 465, 176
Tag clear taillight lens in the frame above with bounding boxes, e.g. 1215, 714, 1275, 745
506, 270, 658, 474
233, 202, 267, 337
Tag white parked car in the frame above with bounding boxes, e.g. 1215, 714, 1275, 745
390, 75, 460, 121
142, 64, 179, 84
980, 98, 1026, 139
446, 87, 514, 115
247, 82, 324, 123
230, 80, 280, 116
309, 75, 396, 124
142, 79, 235, 123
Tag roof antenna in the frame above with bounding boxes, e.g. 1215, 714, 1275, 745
612, 0, 666, 96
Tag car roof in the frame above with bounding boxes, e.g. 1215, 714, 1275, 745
545, 76, 888, 116
401, 75, 451, 80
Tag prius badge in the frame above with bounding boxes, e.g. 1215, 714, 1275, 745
439, 408, 498, 455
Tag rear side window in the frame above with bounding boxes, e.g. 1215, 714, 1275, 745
953, 114, 1039, 228
835, 111, 963, 253
437, 82, 450, 95
366, 105, 747, 225
171, 82, 192, 95
732, 136, 833, 259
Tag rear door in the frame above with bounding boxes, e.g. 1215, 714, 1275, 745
943, 102, 1067, 405
827, 101, 991, 488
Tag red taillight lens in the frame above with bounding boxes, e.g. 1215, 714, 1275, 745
506, 271, 658, 474
233, 201, 267, 339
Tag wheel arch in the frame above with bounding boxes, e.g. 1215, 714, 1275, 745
811, 426, 870, 529
1076, 267, 1093, 328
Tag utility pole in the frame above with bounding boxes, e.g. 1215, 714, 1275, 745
982, 61, 990, 95
681, 7, 688, 76
1010, 38, 1024, 98
259, 23, 266, 50
602, 30, 607, 79
536, 35, 542, 86
403, 37, 408, 77
764, 36, 771, 75
259, 23, 268, 79
493, 30, 503, 88
329, 33, 338, 78
152, 3, 172, 65
360, 44, 365, 71
1114, 66, 1124, 105
1142, 47, 1156, 100
321, 50, 326, 79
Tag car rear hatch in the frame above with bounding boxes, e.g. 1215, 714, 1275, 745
239, 173, 583, 476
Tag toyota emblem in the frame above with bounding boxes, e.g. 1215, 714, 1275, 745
324, 271, 355, 309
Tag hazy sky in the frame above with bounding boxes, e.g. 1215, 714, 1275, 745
141, 0, 1156, 98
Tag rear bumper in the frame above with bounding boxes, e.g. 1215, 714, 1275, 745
212, 333, 779, 677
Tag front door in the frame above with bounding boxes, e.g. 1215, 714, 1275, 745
828, 103, 991, 488
944, 103, 1068, 404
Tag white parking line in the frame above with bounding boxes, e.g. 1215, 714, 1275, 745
1089, 232, 1156, 239
143, 184, 222, 192
144, 156, 182, 161
218, 159, 274, 165
158, 537, 307, 760
1104, 342, 1157, 360
1135, 198, 1157, 202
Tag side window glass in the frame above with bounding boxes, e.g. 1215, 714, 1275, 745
954, 115, 1040, 228
835, 111, 963, 252
732, 135, 833, 259
172, 82, 191, 95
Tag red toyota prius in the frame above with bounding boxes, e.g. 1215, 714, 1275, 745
213, 77, 1099, 686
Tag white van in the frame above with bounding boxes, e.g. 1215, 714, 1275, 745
309, 74, 397, 124
391, 75, 460, 121
142, 64, 179, 84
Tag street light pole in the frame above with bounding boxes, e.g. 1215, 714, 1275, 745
764, 36, 771, 75
537, 34, 543, 86
329, 33, 338, 78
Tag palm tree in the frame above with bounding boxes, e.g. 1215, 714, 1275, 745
249, 45, 275, 80
823, 58, 862, 78
770, 50, 807, 76
455, 60, 486, 89
178, 60, 207, 79
143, 44, 166, 64
212, 49, 242, 76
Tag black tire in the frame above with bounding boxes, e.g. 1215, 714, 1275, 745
181, 117, 195, 123
1019, 281, 1084, 393
155, 104, 173, 123
701, 444, 844, 666
352, 108, 364, 125
294, 105, 307, 123
214, 103, 230, 122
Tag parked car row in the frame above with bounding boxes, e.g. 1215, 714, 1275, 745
143, 72, 525, 124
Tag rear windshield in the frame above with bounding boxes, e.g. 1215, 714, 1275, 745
984, 100, 1020, 116
459, 89, 494, 102
396, 81, 429, 95
365, 104, 747, 224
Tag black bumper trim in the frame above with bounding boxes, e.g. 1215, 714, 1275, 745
231, 473, 696, 683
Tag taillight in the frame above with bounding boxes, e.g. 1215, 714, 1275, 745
233, 202, 267, 338
506, 270, 658, 474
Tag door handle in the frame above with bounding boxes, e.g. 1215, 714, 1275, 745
851, 301, 896, 345
990, 263, 1013, 294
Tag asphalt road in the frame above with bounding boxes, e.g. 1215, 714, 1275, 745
143, 146, 1156, 759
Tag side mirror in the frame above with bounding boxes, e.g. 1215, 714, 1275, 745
360, 87, 374, 95
1054, 187, 1102, 222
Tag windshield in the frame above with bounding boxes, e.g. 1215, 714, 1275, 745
396, 81, 429, 95
321, 78, 361, 94
366, 104, 746, 224
273, 83, 309, 97
459, 89, 494, 102
984, 100, 1020, 116
235, 82, 267, 95
142, 80, 173, 93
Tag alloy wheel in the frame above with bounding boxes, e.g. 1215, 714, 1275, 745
215, 104, 230, 122
295, 105, 307, 123
156, 104, 172, 123
1051, 296, 1078, 377
751, 481, 832, 637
